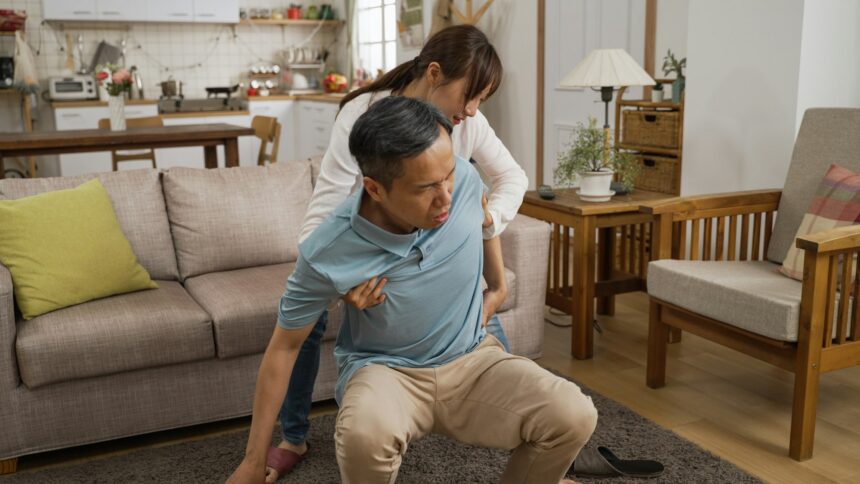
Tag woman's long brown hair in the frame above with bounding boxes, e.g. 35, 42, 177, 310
340, 24, 503, 110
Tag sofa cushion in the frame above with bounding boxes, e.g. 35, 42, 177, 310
0, 169, 179, 280
162, 163, 313, 280
768, 108, 860, 264
648, 260, 804, 341
0, 178, 157, 320
184, 263, 331, 358
16, 281, 214, 388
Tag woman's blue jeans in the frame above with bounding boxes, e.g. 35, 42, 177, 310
277, 310, 510, 444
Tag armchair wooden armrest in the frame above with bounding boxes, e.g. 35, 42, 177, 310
796, 225, 860, 254
642, 189, 782, 217
645, 189, 783, 262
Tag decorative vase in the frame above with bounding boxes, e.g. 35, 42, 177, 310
577, 170, 615, 202
108, 95, 126, 131
671, 77, 685, 104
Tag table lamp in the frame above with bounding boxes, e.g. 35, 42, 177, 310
560, 49, 655, 162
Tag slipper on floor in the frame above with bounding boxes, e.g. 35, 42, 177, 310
570, 446, 664, 478
266, 443, 308, 480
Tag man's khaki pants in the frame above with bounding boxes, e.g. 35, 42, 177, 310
334, 336, 598, 483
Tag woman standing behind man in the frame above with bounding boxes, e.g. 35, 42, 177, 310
265, 24, 529, 482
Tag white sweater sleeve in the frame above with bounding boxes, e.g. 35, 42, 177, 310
469, 110, 529, 239
298, 102, 364, 243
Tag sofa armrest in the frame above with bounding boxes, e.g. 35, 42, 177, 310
796, 225, 860, 255
0, 263, 18, 389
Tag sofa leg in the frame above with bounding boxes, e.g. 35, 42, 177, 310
646, 299, 668, 389
1, 458, 17, 475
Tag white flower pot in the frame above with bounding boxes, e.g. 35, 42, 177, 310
651, 89, 665, 102
577, 170, 615, 202
108, 95, 126, 131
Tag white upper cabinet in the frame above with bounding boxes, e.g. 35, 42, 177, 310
146, 0, 194, 22
193, 0, 239, 24
96, 1, 147, 21
42, 0, 98, 21
43, 0, 239, 24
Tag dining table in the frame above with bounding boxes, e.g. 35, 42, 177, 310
0, 123, 255, 179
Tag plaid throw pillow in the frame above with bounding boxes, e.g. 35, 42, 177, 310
780, 164, 860, 280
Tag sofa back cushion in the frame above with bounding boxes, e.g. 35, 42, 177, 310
768, 108, 860, 264
0, 169, 179, 280
162, 162, 313, 279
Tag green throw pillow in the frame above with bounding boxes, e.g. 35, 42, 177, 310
0, 178, 157, 319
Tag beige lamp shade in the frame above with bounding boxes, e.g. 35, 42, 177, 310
560, 48, 655, 88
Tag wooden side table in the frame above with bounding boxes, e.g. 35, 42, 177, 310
519, 188, 676, 359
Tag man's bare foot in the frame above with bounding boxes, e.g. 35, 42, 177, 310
264, 440, 308, 483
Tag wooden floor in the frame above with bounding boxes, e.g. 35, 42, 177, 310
11, 293, 860, 483
541, 292, 860, 484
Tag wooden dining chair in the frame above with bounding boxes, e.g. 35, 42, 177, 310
252, 115, 281, 166
97, 116, 163, 171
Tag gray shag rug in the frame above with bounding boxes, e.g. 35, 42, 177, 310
3, 377, 760, 483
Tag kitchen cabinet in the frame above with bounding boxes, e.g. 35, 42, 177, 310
42, 0, 98, 21
296, 101, 338, 160
193, 0, 239, 23
53, 103, 159, 176
96, 0, 147, 21
248, 100, 297, 163
146, 0, 194, 23
43, 0, 238, 24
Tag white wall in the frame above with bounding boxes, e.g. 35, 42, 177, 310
476, 0, 538, 189
795, 0, 860, 133
655, 0, 688, 74
682, 0, 805, 195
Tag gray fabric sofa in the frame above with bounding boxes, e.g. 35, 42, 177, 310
0, 160, 550, 467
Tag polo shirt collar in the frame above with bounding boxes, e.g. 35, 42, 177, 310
349, 190, 421, 258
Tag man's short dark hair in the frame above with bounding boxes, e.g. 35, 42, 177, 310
349, 96, 454, 189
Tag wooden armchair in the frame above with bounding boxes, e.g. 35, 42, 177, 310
643, 108, 860, 461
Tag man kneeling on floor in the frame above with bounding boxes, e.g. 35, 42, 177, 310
227, 96, 597, 484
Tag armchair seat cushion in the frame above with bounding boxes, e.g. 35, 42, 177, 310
648, 260, 803, 341
16, 281, 214, 388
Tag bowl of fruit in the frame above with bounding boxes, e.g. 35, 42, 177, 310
323, 72, 348, 94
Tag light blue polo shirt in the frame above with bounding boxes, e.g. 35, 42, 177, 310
277, 155, 486, 404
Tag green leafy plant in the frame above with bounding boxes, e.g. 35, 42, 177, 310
554, 117, 640, 191
652, 81, 663, 91
662, 49, 686, 80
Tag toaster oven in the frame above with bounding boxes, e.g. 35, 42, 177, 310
49, 76, 97, 100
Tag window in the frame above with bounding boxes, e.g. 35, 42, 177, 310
356, 0, 397, 75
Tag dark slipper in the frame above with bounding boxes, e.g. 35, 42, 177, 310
266, 443, 309, 480
570, 446, 664, 478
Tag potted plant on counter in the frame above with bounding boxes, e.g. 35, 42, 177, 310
555, 117, 639, 202
651, 81, 665, 102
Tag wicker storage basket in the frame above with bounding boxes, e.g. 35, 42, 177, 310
634, 154, 678, 194
622, 111, 680, 149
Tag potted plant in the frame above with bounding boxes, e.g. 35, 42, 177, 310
555, 117, 639, 202
651, 81, 664, 102
94, 64, 132, 131
662, 49, 686, 103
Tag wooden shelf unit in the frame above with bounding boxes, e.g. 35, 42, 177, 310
614, 80, 685, 195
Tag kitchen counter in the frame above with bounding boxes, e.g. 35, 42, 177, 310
52, 99, 158, 108
160, 110, 250, 118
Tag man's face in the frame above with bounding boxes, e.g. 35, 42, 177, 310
375, 128, 456, 233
